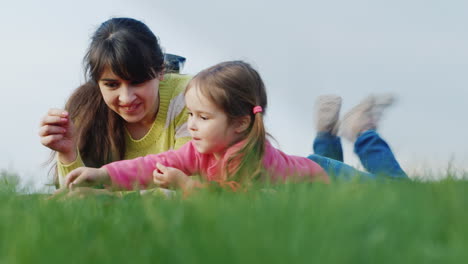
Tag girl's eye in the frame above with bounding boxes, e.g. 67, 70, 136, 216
186, 112, 207, 120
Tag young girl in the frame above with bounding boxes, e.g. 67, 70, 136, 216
63, 61, 330, 191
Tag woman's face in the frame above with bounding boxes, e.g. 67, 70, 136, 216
98, 68, 163, 125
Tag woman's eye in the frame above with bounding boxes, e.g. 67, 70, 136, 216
131, 80, 146, 86
105, 82, 119, 89
200, 116, 208, 120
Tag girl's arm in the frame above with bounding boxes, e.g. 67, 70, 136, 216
103, 141, 199, 190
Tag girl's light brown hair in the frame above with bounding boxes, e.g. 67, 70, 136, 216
186, 61, 268, 182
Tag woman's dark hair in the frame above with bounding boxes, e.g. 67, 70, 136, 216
85, 17, 164, 84
53, 18, 165, 185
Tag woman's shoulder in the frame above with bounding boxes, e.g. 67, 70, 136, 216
157, 74, 191, 125
160, 73, 192, 96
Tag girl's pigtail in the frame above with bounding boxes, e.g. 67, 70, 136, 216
226, 108, 266, 183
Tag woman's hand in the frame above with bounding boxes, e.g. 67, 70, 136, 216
64, 167, 111, 189
153, 163, 196, 191
39, 108, 77, 164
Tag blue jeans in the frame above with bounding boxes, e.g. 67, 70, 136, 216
308, 130, 407, 180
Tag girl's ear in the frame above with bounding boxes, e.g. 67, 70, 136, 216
234, 115, 251, 134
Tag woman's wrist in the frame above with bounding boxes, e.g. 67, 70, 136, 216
57, 148, 78, 165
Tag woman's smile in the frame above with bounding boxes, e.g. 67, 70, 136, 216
120, 102, 142, 114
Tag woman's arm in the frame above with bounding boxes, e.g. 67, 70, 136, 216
56, 151, 85, 187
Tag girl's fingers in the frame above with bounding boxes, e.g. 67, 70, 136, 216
153, 172, 168, 187
153, 179, 168, 189
153, 167, 165, 178
153, 172, 165, 181
153, 178, 164, 185
156, 163, 168, 174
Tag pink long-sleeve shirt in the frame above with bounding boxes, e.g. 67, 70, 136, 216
103, 140, 329, 190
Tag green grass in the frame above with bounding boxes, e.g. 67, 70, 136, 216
1, 173, 467, 264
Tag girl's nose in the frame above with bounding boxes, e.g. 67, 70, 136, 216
187, 117, 197, 131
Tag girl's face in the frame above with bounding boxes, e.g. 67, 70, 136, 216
98, 68, 163, 125
185, 86, 243, 160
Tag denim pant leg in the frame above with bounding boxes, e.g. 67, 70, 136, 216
313, 132, 343, 161
308, 154, 375, 180
312, 132, 374, 180
355, 130, 407, 178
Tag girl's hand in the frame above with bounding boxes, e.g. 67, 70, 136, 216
153, 163, 194, 190
39, 108, 77, 164
64, 167, 110, 189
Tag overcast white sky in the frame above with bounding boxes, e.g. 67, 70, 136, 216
1, 0, 467, 189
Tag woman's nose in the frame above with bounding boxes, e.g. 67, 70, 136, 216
119, 85, 136, 104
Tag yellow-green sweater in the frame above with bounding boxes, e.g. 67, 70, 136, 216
57, 74, 192, 187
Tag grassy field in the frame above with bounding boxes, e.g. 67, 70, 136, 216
1, 171, 467, 264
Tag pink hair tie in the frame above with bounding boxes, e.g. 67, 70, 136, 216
253, 106, 263, 114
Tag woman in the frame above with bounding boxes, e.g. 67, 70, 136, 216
39, 18, 191, 188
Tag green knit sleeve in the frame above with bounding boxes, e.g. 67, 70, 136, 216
56, 152, 85, 187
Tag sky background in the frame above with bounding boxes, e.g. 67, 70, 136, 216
1, 0, 467, 190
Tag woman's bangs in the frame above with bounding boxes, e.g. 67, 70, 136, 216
91, 40, 155, 83
111, 46, 155, 83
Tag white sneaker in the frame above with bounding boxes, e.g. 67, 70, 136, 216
314, 95, 342, 134
370, 94, 396, 125
338, 94, 396, 142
